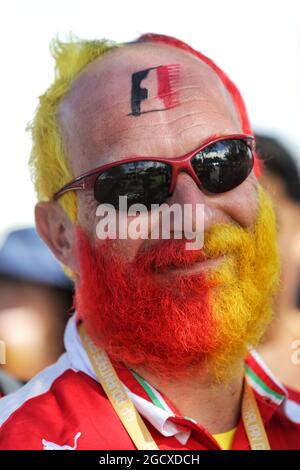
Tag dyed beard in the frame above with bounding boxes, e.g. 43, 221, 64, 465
75, 187, 279, 382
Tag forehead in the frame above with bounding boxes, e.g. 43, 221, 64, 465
58, 42, 242, 175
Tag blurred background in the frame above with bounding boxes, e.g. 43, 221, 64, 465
0, 0, 300, 393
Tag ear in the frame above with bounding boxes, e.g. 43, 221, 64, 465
35, 201, 79, 274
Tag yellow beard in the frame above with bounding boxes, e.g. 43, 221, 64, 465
203, 186, 279, 382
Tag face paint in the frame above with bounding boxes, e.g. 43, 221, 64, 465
129, 64, 180, 116
75, 187, 279, 383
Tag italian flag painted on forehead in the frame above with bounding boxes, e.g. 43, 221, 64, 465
135, 33, 261, 177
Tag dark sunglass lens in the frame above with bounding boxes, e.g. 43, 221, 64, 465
191, 139, 253, 193
94, 161, 172, 210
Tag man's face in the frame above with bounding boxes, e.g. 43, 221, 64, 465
59, 43, 259, 253
57, 43, 278, 381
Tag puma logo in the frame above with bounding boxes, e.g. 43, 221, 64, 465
42, 431, 81, 450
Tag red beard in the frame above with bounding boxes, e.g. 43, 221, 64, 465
75, 227, 217, 379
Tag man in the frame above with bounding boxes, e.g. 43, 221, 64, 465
0, 33, 299, 450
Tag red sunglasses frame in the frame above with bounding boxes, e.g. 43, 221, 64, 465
53, 133, 255, 201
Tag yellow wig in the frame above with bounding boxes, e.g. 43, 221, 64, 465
29, 37, 121, 223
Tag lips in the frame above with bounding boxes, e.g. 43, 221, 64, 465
163, 256, 225, 276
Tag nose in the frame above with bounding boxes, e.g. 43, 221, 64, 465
167, 172, 229, 233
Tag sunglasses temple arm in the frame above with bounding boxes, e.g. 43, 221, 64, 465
53, 182, 86, 201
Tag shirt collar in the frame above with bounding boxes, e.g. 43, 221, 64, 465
64, 315, 295, 444
244, 346, 287, 425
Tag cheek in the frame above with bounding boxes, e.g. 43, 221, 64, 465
110, 238, 146, 261
216, 173, 259, 228
77, 193, 101, 239
77, 197, 149, 261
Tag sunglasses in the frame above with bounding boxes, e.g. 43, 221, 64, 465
53, 134, 255, 210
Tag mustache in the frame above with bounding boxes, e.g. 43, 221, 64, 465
78, 221, 251, 276
135, 238, 206, 272
134, 222, 250, 273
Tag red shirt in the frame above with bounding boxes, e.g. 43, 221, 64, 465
0, 316, 299, 450
286, 386, 300, 404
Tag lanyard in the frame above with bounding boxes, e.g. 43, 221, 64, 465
242, 380, 271, 449
79, 324, 270, 450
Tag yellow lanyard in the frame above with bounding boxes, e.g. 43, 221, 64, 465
79, 324, 270, 450
242, 380, 271, 449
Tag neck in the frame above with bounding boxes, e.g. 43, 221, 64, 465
132, 361, 244, 434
